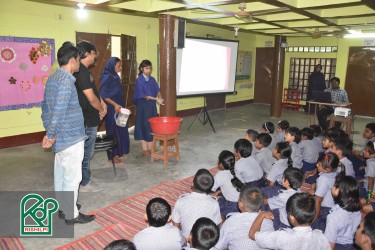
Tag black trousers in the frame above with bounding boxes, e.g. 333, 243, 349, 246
317, 106, 334, 130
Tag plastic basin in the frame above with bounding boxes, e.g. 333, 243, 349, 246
148, 116, 183, 135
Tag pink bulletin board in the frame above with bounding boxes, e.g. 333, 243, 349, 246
0, 36, 55, 111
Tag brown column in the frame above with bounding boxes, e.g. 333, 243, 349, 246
159, 14, 177, 117
270, 35, 285, 118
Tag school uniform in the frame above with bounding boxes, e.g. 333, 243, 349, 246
133, 222, 183, 250
268, 188, 300, 229
299, 139, 320, 184
215, 212, 274, 250
290, 142, 303, 169
313, 171, 336, 232
255, 147, 276, 174
324, 205, 361, 250
363, 158, 375, 197
278, 131, 285, 142
340, 157, 355, 178
171, 192, 222, 239
312, 136, 324, 153
235, 156, 264, 187
254, 226, 331, 250
268, 134, 281, 150
266, 159, 288, 186
212, 170, 241, 218
250, 141, 258, 157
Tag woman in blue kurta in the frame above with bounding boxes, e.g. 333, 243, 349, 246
100, 57, 130, 165
133, 60, 163, 156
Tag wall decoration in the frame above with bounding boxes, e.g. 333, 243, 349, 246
0, 36, 55, 111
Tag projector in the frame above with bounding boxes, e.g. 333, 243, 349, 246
334, 107, 351, 117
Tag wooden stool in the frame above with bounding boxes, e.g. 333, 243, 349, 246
329, 114, 353, 137
150, 133, 180, 167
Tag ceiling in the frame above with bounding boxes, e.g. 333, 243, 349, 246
26, 0, 375, 37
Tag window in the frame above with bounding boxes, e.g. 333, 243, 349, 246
288, 58, 336, 100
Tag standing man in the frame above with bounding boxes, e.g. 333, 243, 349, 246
41, 44, 95, 224
306, 64, 326, 112
75, 41, 107, 192
317, 77, 349, 130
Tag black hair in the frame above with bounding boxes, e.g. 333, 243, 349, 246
256, 133, 272, 148
309, 124, 322, 137
330, 76, 340, 83
61, 41, 75, 47
315, 64, 322, 70
363, 212, 375, 249
283, 168, 304, 190
246, 129, 259, 142
103, 239, 136, 250
76, 40, 97, 59
262, 122, 275, 134
318, 152, 340, 171
138, 59, 152, 76
239, 186, 263, 212
57, 45, 79, 67
113, 57, 121, 64
275, 142, 293, 168
300, 127, 314, 140
286, 193, 315, 226
277, 120, 290, 130
190, 217, 219, 250
365, 141, 375, 154
193, 169, 214, 193
366, 123, 375, 134
333, 175, 361, 212
285, 127, 301, 143
333, 137, 353, 157
218, 150, 244, 192
234, 139, 252, 158
146, 197, 171, 227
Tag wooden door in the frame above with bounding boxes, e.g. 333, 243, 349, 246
76, 32, 111, 131
254, 48, 275, 104
121, 34, 137, 127
345, 46, 375, 116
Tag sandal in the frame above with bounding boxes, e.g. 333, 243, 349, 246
143, 150, 151, 156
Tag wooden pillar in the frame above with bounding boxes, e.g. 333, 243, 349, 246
159, 14, 177, 117
270, 36, 286, 118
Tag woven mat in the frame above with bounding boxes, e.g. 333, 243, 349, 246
0, 235, 24, 250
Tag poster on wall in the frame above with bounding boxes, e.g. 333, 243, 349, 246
0, 36, 55, 111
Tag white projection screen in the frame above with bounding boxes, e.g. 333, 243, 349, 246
176, 37, 239, 96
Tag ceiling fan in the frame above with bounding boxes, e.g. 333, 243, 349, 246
311, 28, 322, 39
234, 2, 252, 21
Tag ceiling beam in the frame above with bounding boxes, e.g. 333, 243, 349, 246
362, 0, 375, 10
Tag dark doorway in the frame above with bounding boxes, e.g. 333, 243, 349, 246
254, 47, 274, 104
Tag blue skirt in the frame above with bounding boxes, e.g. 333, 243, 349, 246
134, 99, 157, 142
245, 178, 267, 188
302, 160, 318, 184
217, 196, 239, 219
334, 243, 357, 250
312, 206, 331, 232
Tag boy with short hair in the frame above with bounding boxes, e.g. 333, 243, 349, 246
331, 137, 355, 177
261, 121, 280, 150
172, 169, 222, 241
215, 187, 273, 250
355, 212, 375, 250
254, 133, 276, 174
186, 217, 220, 250
133, 197, 182, 250
245, 129, 259, 157
250, 193, 331, 250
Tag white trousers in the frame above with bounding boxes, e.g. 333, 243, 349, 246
54, 140, 84, 219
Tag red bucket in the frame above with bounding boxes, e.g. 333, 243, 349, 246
148, 116, 183, 135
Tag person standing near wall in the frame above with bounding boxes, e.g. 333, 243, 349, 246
75, 41, 107, 192
41, 44, 95, 224
306, 64, 326, 112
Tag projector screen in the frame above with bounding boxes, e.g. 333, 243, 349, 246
176, 37, 239, 97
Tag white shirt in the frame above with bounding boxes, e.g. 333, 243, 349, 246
266, 158, 288, 185
133, 223, 183, 250
299, 140, 319, 164
212, 170, 240, 202
290, 142, 303, 169
255, 147, 276, 174
365, 158, 375, 191
172, 192, 221, 239
340, 157, 355, 178
268, 188, 300, 226
315, 172, 336, 208
255, 226, 331, 250
215, 212, 274, 250
235, 156, 264, 183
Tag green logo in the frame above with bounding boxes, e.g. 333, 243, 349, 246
20, 193, 58, 236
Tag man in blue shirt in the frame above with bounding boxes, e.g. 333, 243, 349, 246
41, 44, 95, 224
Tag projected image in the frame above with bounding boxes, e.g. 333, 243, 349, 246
176, 37, 238, 96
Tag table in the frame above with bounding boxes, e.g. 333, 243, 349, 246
150, 133, 180, 167
307, 101, 351, 126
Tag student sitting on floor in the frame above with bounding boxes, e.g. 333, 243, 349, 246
254, 133, 276, 175
260, 121, 280, 150
284, 127, 303, 169
266, 142, 293, 188
311, 152, 340, 232
299, 127, 320, 184
355, 212, 375, 250
133, 197, 182, 250
215, 186, 274, 250
233, 139, 264, 188
172, 169, 222, 242
310, 124, 324, 153
360, 142, 375, 215
211, 150, 244, 219
249, 192, 331, 250
104, 239, 136, 250
331, 136, 355, 178
277, 120, 289, 142
244, 129, 259, 157
264, 168, 304, 230
185, 217, 220, 250
325, 175, 361, 250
